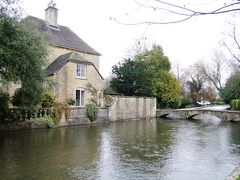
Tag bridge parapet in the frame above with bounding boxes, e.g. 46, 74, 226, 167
156, 109, 240, 121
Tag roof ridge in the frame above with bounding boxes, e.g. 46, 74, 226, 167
23, 16, 101, 56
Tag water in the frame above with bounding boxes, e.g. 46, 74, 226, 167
0, 118, 240, 180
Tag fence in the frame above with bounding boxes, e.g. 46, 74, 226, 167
1, 108, 54, 122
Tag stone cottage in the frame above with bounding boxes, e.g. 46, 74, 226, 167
24, 2, 104, 107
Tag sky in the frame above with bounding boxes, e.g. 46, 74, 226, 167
22, 0, 234, 78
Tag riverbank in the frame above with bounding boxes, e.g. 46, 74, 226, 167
0, 96, 156, 131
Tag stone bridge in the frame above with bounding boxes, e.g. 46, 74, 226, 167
156, 109, 240, 121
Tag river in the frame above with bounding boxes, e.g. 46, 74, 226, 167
0, 118, 240, 180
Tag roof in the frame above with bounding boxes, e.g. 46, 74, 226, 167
47, 52, 104, 80
23, 16, 101, 56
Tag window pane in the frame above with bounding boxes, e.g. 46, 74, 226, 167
76, 90, 80, 106
80, 90, 84, 106
76, 64, 80, 77
81, 64, 85, 77
76, 64, 86, 78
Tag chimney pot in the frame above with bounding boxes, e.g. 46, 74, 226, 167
45, 1, 58, 28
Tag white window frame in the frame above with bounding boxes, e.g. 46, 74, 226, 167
75, 88, 85, 107
76, 63, 86, 79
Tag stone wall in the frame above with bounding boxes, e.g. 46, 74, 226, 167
108, 96, 156, 121
59, 96, 156, 126
0, 96, 156, 131
59, 107, 109, 126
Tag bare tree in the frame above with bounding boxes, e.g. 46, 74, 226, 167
111, 0, 240, 25
183, 63, 218, 102
197, 50, 228, 92
126, 39, 147, 59
222, 21, 240, 68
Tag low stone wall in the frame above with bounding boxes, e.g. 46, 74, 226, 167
0, 96, 156, 130
108, 96, 156, 121
60, 96, 156, 125
59, 107, 109, 126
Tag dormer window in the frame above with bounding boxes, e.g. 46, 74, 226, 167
76, 64, 86, 78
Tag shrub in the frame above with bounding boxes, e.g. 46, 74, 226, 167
11, 88, 24, 107
86, 103, 98, 122
29, 116, 57, 128
41, 91, 56, 108
53, 102, 71, 124
168, 99, 181, 109
212, 99, 225, 105
66, 98, 76, 106
231, 99, 240, 110
0, 91, 10, 121
179, 97, 192, 108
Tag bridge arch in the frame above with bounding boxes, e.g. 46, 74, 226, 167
156, 109, 240, 122
158, 113, 170, 118
186, 113, 222, 121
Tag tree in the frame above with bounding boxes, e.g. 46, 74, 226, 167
0, 0, 48, 107
197, 50, 228, 92
220, 70, 240, 103
183, 63, 217, 104
222, 20, 240, 68
110, 45, 180, 107
187, 76, 204, 104
111, 0, 240, 25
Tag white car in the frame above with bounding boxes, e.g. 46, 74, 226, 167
197, 101, 211, 106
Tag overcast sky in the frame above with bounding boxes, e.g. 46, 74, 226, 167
23, 0, 233, 78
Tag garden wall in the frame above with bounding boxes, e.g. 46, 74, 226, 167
62, 96, 156, 125
108, 96, 156, 121
0, 96, 156, 130
60, 107, 109, 126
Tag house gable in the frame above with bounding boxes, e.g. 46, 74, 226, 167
47, 51, 104, 80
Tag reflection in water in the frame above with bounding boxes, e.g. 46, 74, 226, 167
0, 119, 240, 179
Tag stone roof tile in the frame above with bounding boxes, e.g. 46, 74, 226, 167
23, 16, 101, 56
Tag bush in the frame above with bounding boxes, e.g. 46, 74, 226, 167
178, 97, 192, 108
220, 71, 240, 103
29, 116, 57, 128
86, 103, 98, 122
11, 88, 24, 107
212, 99, 225, 105
41, 91, 56, 108
53, 102, 70, 124
231, 99, 240, 110
168, 99, 181, 109
0, 91, 10, 121
66, 98, 76, 106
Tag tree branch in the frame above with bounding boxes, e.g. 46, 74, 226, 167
111, 0, 240, 25
223, 42, 240, 63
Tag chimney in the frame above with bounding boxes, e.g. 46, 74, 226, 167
45, 1, 58, 28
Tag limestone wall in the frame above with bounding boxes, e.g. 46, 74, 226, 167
60, 107, 109, 126
62, 96, 156, 126
108, 96, 156, 121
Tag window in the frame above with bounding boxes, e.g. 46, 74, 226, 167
76, 89, 85, 107
76, 64, 86, 78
